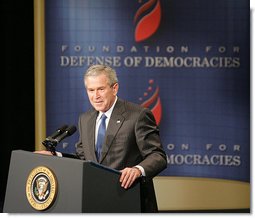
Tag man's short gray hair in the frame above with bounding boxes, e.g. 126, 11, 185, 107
84, 65, 118, 87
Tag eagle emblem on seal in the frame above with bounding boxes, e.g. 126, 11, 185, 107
34, 177, 49, 200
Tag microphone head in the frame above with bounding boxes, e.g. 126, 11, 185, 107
46, 124, 69, 141
66, 125, 77, 135
58, 124, 69, 132
49, 125, 77, 144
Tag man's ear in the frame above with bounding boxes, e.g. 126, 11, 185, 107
113, 83, 119, 95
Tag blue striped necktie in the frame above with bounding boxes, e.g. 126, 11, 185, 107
96, 114, 107, 161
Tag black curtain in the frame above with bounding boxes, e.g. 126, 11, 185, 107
2, 0, 34, 212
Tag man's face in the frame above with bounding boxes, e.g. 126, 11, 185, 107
85, 73, 118, 112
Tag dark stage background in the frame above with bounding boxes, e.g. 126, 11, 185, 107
2, 0, 35, 212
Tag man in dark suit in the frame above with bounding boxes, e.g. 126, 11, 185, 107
37, 65, 167, 212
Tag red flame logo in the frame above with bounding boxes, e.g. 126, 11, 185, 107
134, 0, 162, 42
139, 79, 162, 125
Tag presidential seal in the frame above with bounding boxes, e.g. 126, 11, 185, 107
26, 166, 57, 211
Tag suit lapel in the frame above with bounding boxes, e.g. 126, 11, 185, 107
87, 110, 98, 162
100, 99, 125, 163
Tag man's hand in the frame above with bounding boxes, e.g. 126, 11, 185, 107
119, 167, 142, 189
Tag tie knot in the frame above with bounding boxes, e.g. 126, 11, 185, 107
101, 114, 107, 121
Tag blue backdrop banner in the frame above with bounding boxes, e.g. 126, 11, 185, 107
45, 0, 250, 182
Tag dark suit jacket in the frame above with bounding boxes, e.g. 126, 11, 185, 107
74, 98, 167, 212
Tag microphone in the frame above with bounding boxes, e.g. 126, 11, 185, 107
53, 125, 77, 143
42, 125, 76, 155
45, 125, 68, 141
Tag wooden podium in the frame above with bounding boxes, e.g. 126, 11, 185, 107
3, 150, 141, 213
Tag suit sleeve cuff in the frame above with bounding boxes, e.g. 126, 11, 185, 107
135, 165, 146, 176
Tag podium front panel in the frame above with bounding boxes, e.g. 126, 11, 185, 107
4, 150, 141, 213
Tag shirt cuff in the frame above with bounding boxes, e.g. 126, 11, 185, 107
135, 165, 146, 176
56, 151, 63, 157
